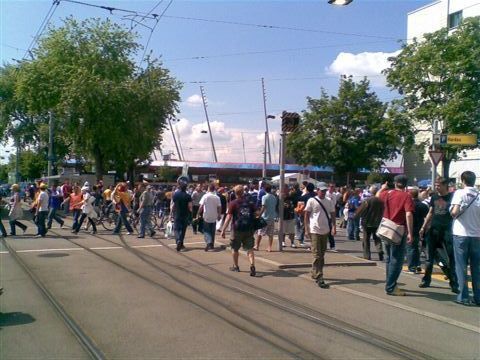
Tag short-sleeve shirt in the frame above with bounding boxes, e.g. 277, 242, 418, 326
379, 189, 415, 226
430, 193, 453, 229
199, 192, 221, 223
261, 193, 278, 221
451, 187, 480, 237
228, 197, 256, 230
172, 190, 192, 222
38, 191, 49, 212
305, 196, 335, 235
140, 190, 154, 207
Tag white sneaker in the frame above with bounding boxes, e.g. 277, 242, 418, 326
299, 243, 306, 247
329, 247, 337, 252
281, 241, 286, 247
291, 243, 297, 248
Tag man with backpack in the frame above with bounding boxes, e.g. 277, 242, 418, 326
220, 185, 257, 277
304, 182, 336, 288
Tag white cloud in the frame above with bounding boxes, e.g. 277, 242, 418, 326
326, 51, 400, 86
160, 118, 281, 163
185, 94, 203, 107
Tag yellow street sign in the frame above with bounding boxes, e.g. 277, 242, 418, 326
446, 134, 478, 145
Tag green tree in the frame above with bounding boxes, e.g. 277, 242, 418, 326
288, 76, 413, 183
384, 17, 480, 177
14, 17, 181, 180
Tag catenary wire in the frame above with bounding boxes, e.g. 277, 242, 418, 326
23, 0, 60, 60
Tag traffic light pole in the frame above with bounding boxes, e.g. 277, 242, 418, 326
278, 132, 286, 252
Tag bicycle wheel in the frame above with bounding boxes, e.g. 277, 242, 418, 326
101, 209, 118, 231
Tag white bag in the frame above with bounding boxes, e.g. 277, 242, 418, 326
216, 218, 224, 232
165, 220, 174, 238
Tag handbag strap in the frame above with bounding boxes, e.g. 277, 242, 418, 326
314, 197, 332, 231
455, 191, 479, 219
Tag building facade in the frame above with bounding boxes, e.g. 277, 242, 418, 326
405, 0, 480, 185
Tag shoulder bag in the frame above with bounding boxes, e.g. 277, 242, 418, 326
376, 191, 405, 245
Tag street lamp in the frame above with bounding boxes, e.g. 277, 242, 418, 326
328, 0, 353, 5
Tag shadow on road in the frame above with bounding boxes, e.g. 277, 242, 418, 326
0, 312, 36, 327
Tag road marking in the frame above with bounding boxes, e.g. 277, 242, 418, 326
16, 248, 83, 253
333, 284, 480, 334
167, 241, 206, 246
2, 244, 164, 254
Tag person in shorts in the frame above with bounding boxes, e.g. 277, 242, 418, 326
254, 184, 278, 251
221, 185, 256, 276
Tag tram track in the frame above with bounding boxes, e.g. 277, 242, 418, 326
44, 229, 323, 360
0, 236, 105, 360
62, 230, 436, 360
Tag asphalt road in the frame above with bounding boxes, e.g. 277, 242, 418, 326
0, 221, 479, 359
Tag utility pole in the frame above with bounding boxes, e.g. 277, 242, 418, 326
241, 132, 247, 163
278, 111, 300, 252
15, 139, 20, 183
261, 78, 272, 164
262, 131, 267, 178
168, 117, 183, 161
200, 86, 218, 162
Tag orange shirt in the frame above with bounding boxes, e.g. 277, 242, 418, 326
69, 193, 83, 211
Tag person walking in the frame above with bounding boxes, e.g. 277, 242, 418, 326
220, 185, 256, 276
0, 194, 8, 237
72, 185, 98, 234
8, 184, 27, 236
47, 183, 64, 229
66, 186, 83, 233
419, 177, 458, 292
377, 175, 415, 296
304, 182, 336, 288
407, 188, 428, 274
450, 171, 480, 306
61, 179, 72, 215
326, 183, 340, 250
112, 183, 134, 235
347, 189, 361, 241
198, 183, 221, 251
35, 183, 49, 237
295, 182, 316, 248
354, 185, 384, 261
171, 178, 192, 251
254, 184, 278, 252
281, 185, 297, 248
191, 185, 204, 234
137, 184, 156, 239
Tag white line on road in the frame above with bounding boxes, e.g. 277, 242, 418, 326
2, 244, 165, 254
334, 284, 480, 334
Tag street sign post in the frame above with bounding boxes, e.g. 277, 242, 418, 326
429, 150, 444, 166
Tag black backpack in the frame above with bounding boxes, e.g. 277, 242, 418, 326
234, 199, 254, 232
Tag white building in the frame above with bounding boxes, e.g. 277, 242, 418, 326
405, 0, 480, 185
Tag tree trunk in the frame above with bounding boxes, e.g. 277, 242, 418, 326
346, 172, 351, 187
127, 163, 135, 185
93, 146, 104, 181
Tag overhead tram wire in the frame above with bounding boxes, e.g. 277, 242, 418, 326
139, 0, 174, 66
162, 14, 398, 40
165, 39, 400, 62
129, 0, 164, 32
61, 0, 398, 41
23, 0, 60, 60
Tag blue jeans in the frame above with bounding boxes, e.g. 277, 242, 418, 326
384, 236, 406, 293
71, 209, 81, 230
36, 211, 48, 236
406, 235, 421, 270
113, 212, 134, 233
174, 219, 188, 246
347, 217, 360, 240
47, 207, 64, 228
453, 235, 480, 304
295, 214, 304, 243
203, 221, 216, 246
139, 207, 154, 236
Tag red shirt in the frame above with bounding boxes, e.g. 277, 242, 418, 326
379, 189, 415, 226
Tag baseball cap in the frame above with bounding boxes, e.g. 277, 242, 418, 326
316, 182, 328, 191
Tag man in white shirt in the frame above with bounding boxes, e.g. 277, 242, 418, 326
36, 183, 50, 237
450, 171, 480, 306
304, 182, 336, 288
198, 183, 221, 251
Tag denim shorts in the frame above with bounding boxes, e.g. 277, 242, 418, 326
230, 230, 255, 251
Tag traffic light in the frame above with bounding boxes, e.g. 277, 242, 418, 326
281, 111, 300, 133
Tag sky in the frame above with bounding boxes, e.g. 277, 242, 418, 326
0, 0, 433, 165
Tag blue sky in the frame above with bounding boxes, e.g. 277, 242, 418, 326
1, 0, 431, 163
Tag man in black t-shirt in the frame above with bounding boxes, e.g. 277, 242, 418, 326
171, 181, 193, 252
419, 177, 458, 292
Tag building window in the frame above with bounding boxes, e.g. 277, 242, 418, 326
448, 10, 463, 29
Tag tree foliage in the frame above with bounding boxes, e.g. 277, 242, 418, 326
287, 76, 414, 177
384, 17, 480, 174
9, 17, 181, 179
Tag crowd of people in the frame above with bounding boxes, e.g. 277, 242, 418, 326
0, 170, 478, 306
